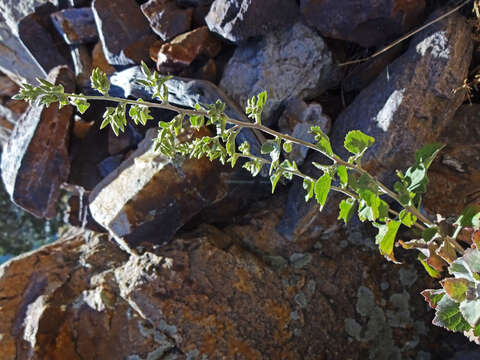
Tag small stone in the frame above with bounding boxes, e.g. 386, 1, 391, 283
157, 26, 221, 72
92, 0, 152, 65
300, 0, 425, 47
205, 0, 299, 43
220, 22, 336, 125
289, 253, 312, 269
91, 41, 115, 75
18, 3, 74, 75
51, 7, 98, 45
141, 0, 193, 41
1, 66, 75, 218
294, 292, 308, 308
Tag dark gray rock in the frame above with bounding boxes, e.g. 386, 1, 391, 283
68, 0, 90, 6
70, 44, 92, 88
1, 66, 75, 219
141, 0, 193, 41
300, 0, 425, 47
97, 154, 124, 177
205, 0, 299, 43
175, 0, 212, 6
18, 3, 74, 76
330, 13, 473, 183
92, 0, 152, 65
109, 65, 263, 156
51, 7, 98, 45
219, 22, 336, 125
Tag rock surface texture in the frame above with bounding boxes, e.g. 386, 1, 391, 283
1, 66, 74, 218
51, 7, 99, 45
220, 22, 336, 125
331, 13, 472, 182
300, 0, 426, 47
205, 0, 299, 43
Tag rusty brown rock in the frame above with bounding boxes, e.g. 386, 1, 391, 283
141, 0, 193, 41
300, 0, 425, 47
330, 13, 472, 184
0, 66, 75, 218
424, 104, 480, 217
91, 41, 115, 76
157, 26, 222, 72
51, 7, 99, 45
88, 127, 227, 248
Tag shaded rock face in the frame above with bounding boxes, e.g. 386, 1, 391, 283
300, 0, 426, 47
423, 104, 480, 217
92, 0, 153, 65
51, 7, 99, 45
205, 0, 299, 43
1, 66, 74, 219
141, 0, 193, 41
331, 13, 472, 183
220, 22, 336, 125
89, 128, 227, 248
0, 222, 455, 359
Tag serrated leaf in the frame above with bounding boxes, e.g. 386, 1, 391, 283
374, 220, 401, 263
344, 130, 374, 155
462, 247, 480, 274
433, 295, 471, 332
460, 299, 480, 327
338, 198, 356, 224
303, 178, 314, 202
314, 173, 331, 209
399, 209, 417, 227
442, 278, 471, 302
449, 258, 475, 282
418, 253, 442, 279
421, 288, 445, 308
337, 165, 348, 188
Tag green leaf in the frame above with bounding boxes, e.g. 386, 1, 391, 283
303, 178, 314, 202
337, 165, 348, 188
422, 227, 439, 242
338, 198, 356, 225
270, 171, 283, 194
189, 115, 204, 130
442, 278, 471, 302
405, 163, 427, 193
283, 141, 292, 153
433, 295, 471, 332
415, 143, 445, 169
399, 209, 417, 228
454, 206, 480, 238
314, 173, 331, 209
421, 288, 445, 308
418, 254, 442, 279
374, 220, 401, 262
310, 126, 333, 156
344, 130, 374, 155
261, 141, 276, 154
141, 60, 151, 78
460, 299, 480, 327
462, 247, 480, 274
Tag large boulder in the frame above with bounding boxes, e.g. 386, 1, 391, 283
1, 66, 74, 218
300, 0, 425, 47
219, 22, 337, 125
205, 0, 299, 43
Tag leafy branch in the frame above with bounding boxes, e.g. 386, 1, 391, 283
14, 64, 480, 339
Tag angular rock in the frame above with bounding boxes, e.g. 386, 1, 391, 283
51, 7, 98, 45
69, 0, 90, 6
220, 22, 336, 125
205, 0, 299, 43
300, 0, 426, 47
92, 0, 152, 65
157, 26, 221, 72
141, 0, 193, 41
423, 105, 480, 217
91, 41, 115, 75
1, 66, 75, 218
331, 13, 472, 183
89, 128, 227, 247
109, 65, 263, 156
71, 44, 93, 88
18, 3, 74, 75
278, 98, 331, 165
0, 75, 19, 97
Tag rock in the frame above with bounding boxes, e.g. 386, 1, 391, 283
156, 26, 221, 72
69, 0, 90, 6
176, 0, 213, 6
219, 22, 336, 125
91, 41, 115, 75
149, 38, 163, 62
97, 154, 124, 177
300, 0, 426, 47
72, 115, 94, 139
17, 3, 74, 76
51, 7, 98, 45
423, 105, 480, 217
62, 185, 105, 231
278, 98, 331, 165
330, 13, 472, 184
1, 66, 75, 218
141, 0, 193, 41
89, 128, 227, 248
92, 0, 152, 65
205, 0, 299, 43
0, 75, 19, 97
71, 44, 93, 88
0, 220, 459, 358
109, 65, 263, 157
